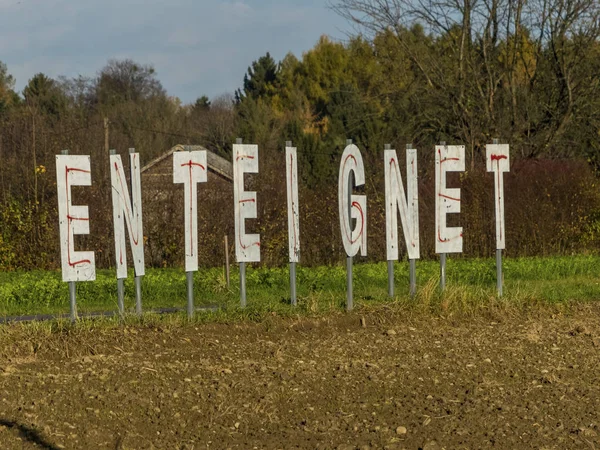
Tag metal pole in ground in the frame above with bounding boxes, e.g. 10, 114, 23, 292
492, 138, 503, 297
184, 138, 196, 314
439, 141, 446, 293
117, 279, 125, 315
440, 253, 446, 291
496, 249, 503, 297
186, 271, 194, 318
290, 262, 297, 306
109, 148, 125, 316
128, 147, 143, 315
410, 259, 417, 297
68, 280, 77, 322
236, 137, 247, 308
286, 140, 298, 307
384, 143, 394, 299
406, 143, 417, 297
224, 235, 230, 289
346, 139, 354, 311
135, 276, 142, 315
387, 260, 394, 298
239, 262, 246, 308
62, 149, 78, 322
346, 257, 353, 310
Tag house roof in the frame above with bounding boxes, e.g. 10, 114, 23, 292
141, 144, 233, 182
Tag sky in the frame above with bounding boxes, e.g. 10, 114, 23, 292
0, 0, 350, 104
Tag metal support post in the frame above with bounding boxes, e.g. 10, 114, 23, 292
407, 143, 417, 297
240, 262, 247, 308
346, 256, 353, 311
491, 138, 503, 297
410, 259, 417, 297
290, 262, 297, 306
286, 140, 298, 307
224, 235, 230, 288
186, 271, 194, 318
384, 143, 394, 298
346, 138, 353, 311
69, 281, 77, 322
109, 149, 123, 316
134, 276, 142, 315
439, 141, 447, 292
236, 138, 247, 308
117, 278, 125, 315
62, 149, 78, 322
440, 253, 447, 292
496, 249, 503, 297
387, 260, 394, 298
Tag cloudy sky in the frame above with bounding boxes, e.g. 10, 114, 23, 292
0, 0, 350, 103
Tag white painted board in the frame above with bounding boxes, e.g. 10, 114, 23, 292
435, 145, 465, 254
338, 144, 367, 257
55, 154, 96, 282
173, 150, 208, 272
233, 144, 260, 262
486, 143, 510, 250
110, 152, 145, 279
384, 148, 420, 260
285, 145, 300, 263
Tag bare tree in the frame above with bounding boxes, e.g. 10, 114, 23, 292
329, 0, 600, 159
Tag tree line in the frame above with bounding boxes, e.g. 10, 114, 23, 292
1, 0, 600, 270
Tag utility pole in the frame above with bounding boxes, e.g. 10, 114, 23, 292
32, 111, 38, 210
104, 117, 110, 184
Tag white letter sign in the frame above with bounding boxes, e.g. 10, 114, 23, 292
173, 150, 207, 272
233, 144, 260, 262
56, 154, 95, 282
435, 145, 465, 254
286, 144, 300, 262
110, 151, 145, 279
339, 144, 367, 257
385, 147, 420, 260
486, 143, 510, 250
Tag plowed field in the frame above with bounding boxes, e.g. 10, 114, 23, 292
1, 304, 599, 449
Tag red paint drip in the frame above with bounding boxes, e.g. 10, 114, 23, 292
67, 167, 91, 174
436, 147, 462, 245
341, 155, 354, 243
236, 152, 260, 251
66, 215, 89, 221
188, 162, 194, 255
180, 160, 206, 170
388, 157, 397, 242
495, 158, 505, 241
178, 157, 208, 256
114, 162, 141, 247
65, 165, 92, 268
350, 200, 365, 245
179, 157, 207, 254
289, 152, 298, 256
388, 157, 411, 243
438, 193, 461, 202
437, 229, 448, 243
340, 153, 365, 247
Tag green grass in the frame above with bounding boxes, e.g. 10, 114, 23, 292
0, 255, 599, 319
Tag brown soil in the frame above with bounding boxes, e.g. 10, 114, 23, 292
1, 304, 600, 449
